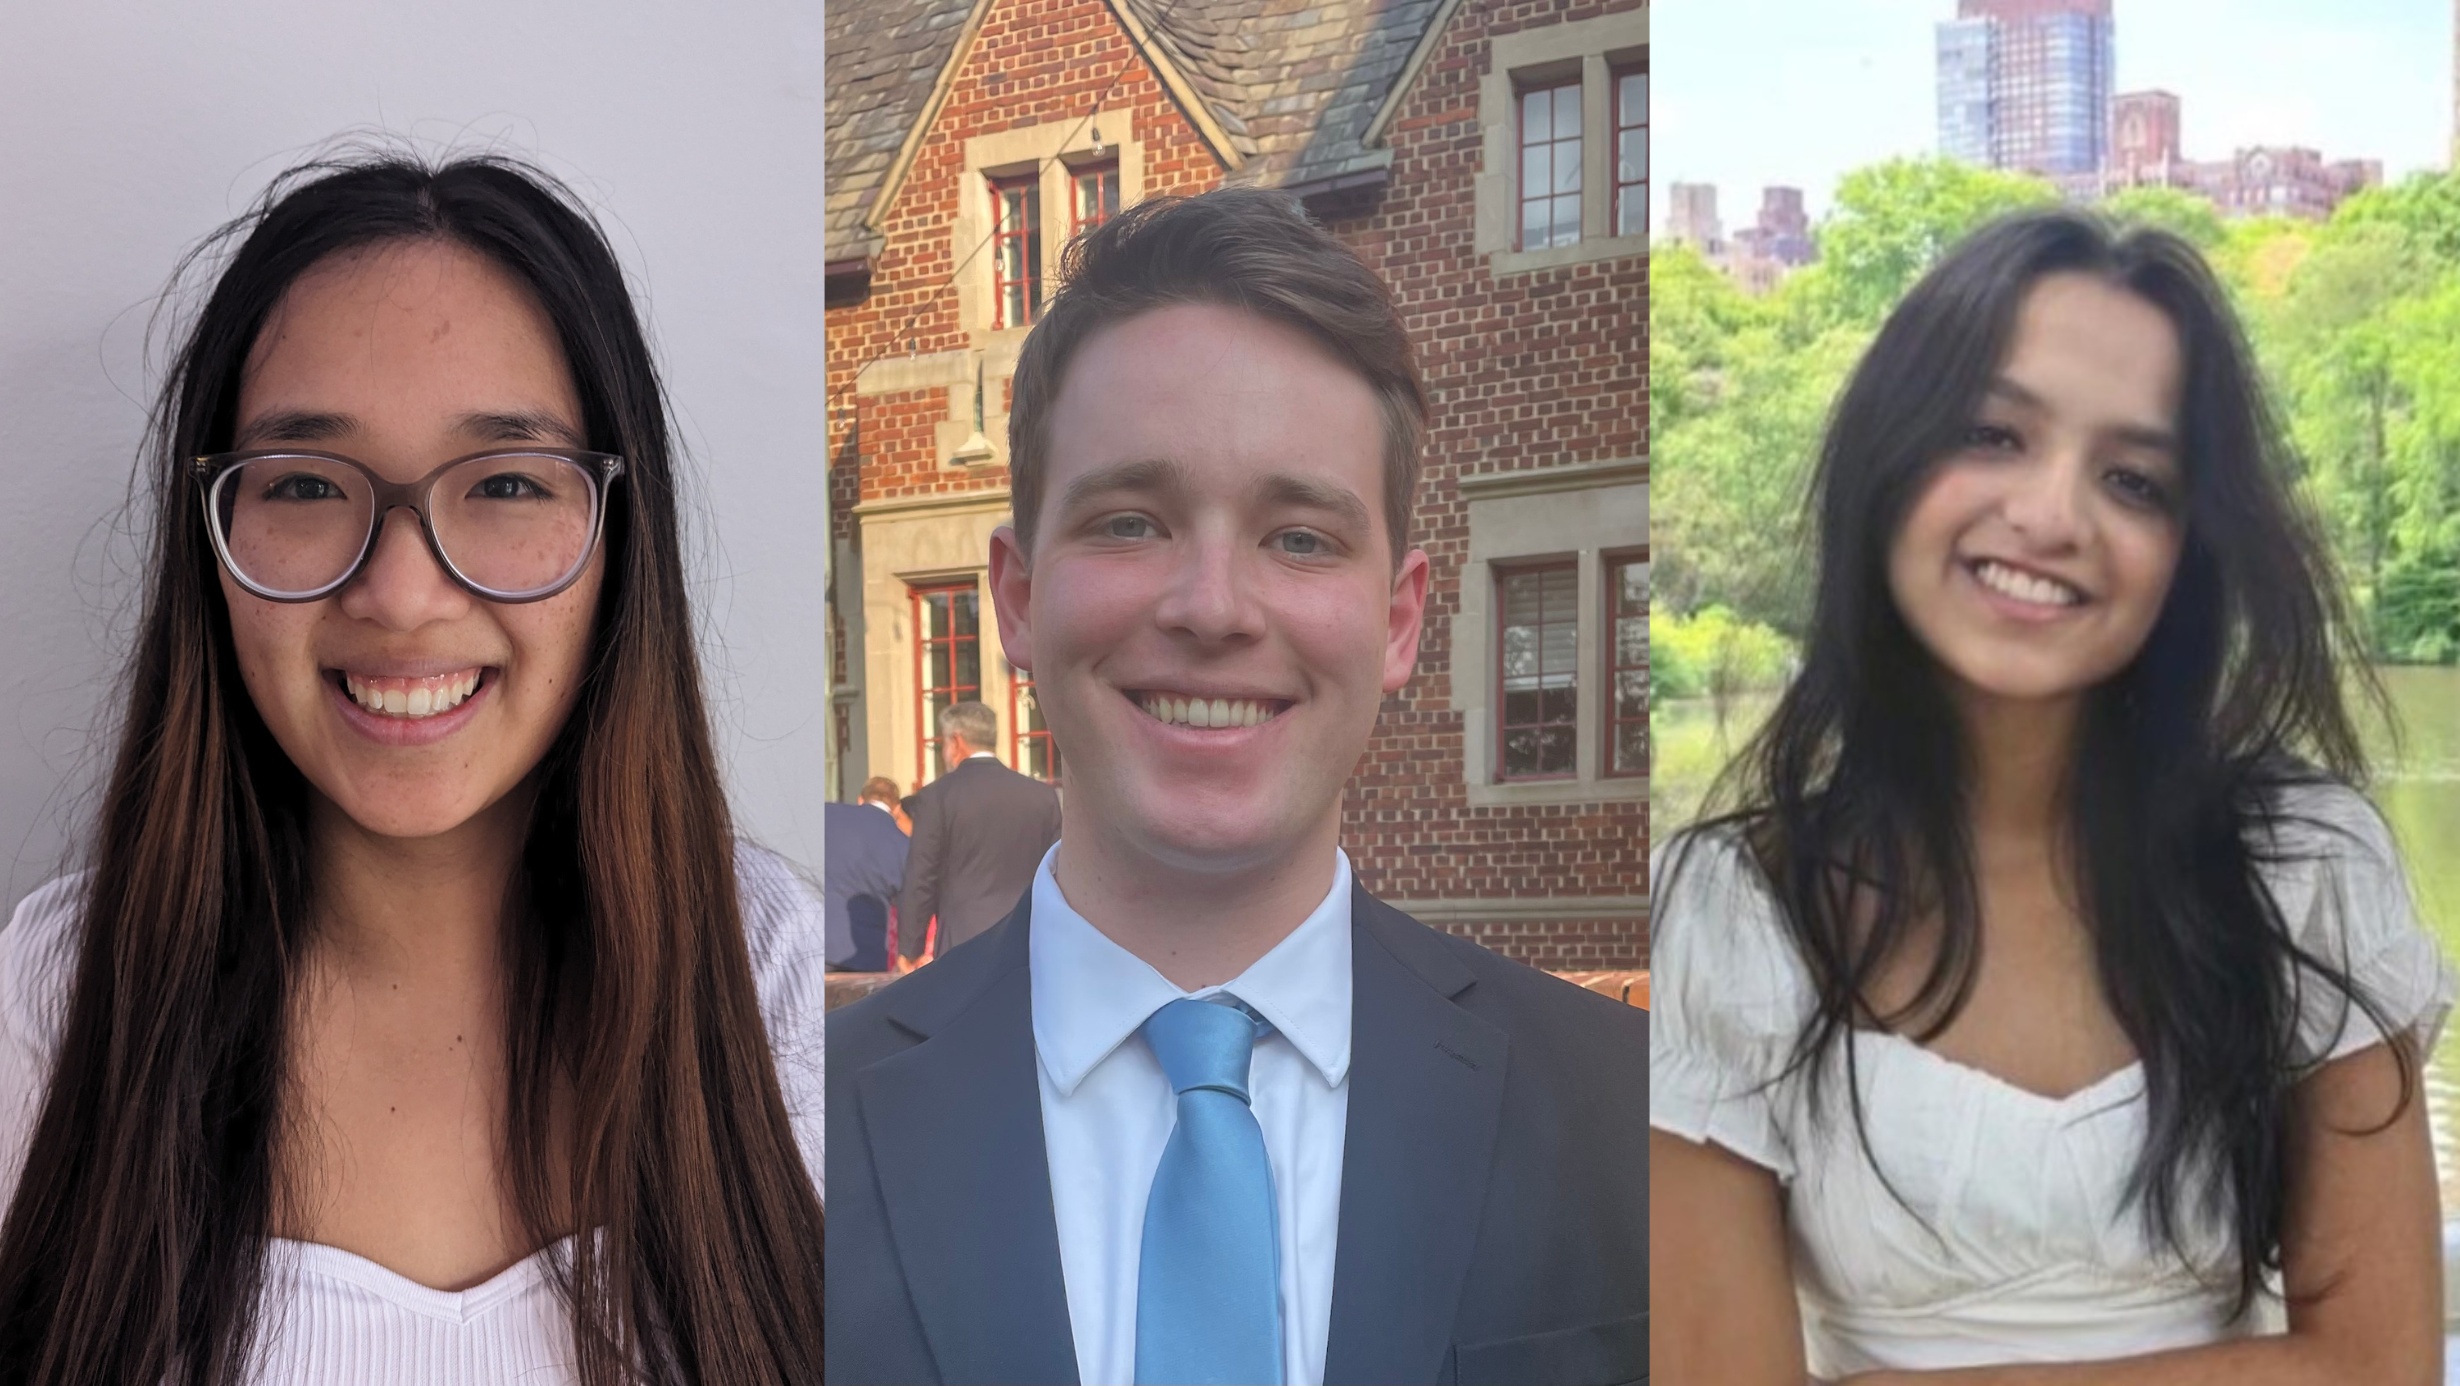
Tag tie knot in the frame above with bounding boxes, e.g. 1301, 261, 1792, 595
1142, 996, 1262, 1101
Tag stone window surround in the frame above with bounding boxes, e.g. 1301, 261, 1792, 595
1475, 9, 1648, 276
848, 490, 1028, 798
938, 111, 1147, 470
1450, 460, 1647, 808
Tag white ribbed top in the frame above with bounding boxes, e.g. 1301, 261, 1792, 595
0, 840, 827, 1385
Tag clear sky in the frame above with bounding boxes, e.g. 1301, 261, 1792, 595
1652, 0, 2453, 229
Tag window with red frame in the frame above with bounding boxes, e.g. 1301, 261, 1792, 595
1497, 563, 1579, 779
1614, 65, 1646, 238
912, 581, 981, 786
1072, 161, 1119, 234
1518, 80, 1582, 251
1008, 661, 1062, 783
1606, 556, 1644, 777
991, 174, 1043, 328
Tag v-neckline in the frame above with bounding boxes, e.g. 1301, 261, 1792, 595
1863, 1027, 2145, 1109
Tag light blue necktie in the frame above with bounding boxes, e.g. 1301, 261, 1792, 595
1134, 995, 1283, 1386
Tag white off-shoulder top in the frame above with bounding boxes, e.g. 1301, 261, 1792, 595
0, 840, 826, 1385
1649, 782, 2456, 1377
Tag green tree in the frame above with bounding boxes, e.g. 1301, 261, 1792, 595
2100, 184, 2226, 251
1816, 158, 2058, 325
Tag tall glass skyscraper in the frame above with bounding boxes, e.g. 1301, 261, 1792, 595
1935, 0, 2115, 178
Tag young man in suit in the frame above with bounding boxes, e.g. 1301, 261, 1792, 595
827, 187, 1644, 1385
897, 701, 1066, 969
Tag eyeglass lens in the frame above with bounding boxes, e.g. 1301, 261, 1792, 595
213, 454, 601, 598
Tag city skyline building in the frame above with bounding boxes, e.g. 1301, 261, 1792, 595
2103, 87, 2380, 219
1935, 0, 2115, 178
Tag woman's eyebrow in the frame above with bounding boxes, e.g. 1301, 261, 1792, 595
233, 409, 358, 447
456, 409, 587, 446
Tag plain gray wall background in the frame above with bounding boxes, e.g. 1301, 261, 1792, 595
0, 0, 829, 912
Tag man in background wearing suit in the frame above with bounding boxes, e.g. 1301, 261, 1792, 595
825, 791, 910, 973
828, 189, 1643, 1385
897, 701, 1064, 970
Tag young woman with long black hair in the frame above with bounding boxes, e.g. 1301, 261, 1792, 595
0, 154, 825, 1384
1651, 210, 2452, 1384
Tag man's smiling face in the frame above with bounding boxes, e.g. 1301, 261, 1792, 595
989, 301, 1429, 876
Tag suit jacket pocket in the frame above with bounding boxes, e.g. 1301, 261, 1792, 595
1450, 1311, 1645, 1386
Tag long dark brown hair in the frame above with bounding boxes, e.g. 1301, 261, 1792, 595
0, 153, 823, 1383
1663, 209, 2409, 1315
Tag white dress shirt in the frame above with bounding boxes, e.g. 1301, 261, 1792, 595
1029, 844, 1353, 1386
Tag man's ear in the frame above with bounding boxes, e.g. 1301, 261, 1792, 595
989, 523, 1035, 674
1382, 546, 1431, 695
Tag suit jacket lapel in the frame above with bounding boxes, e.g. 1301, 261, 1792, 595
1324, 889, 1511, 1385
858, 901, 1081, 1385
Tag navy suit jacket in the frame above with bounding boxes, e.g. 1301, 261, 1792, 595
825, 800, 911, 969
825, 883, 1646, 1385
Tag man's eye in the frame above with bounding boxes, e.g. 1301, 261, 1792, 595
1275, 530, 1326, 556
1104, 515, 1155, 539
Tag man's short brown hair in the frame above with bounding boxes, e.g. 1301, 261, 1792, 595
1006, 186, 1428, 565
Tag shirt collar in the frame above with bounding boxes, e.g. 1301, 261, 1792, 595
1029, 844, 1354, 1097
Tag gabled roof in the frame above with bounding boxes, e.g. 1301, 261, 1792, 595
826, 0, 1458, 264
824, 0, 980, 265
1116, 0, 1447, 191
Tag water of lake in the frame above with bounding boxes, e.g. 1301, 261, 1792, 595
1651, 664, 2460, 1220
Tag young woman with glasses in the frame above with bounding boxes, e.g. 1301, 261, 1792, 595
1651, 211, 2451, 1383
0, 155, 824, 1384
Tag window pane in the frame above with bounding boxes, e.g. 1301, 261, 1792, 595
1537, 725, 1575, 774
1541, 620, 1577, 683
1522, 88, 1548, 138
1552, 85, 1580, 141
1540, 684, 1576, 725
922, 591, 948, 639
955, 639, 979, 693
954, 589, 979, 635
1620, 72, 1646, 122
1614, 721, 1646, 776
1615, 614, 1644, 666
1616, 668, 1645, 720
1504, 687, 1541, 726
1503, 726, 1541, 776
1521, 196, 1550, 249
928, 641, 950, 691
1522, 144, 1548, 201
1618, 186, 1643, 238
1552, 194, 1581, 247
1502, 569, 1547, 626
1502, 625, 1538, 686
1619, 129, 1645, 185
1553, 140, 1581, 195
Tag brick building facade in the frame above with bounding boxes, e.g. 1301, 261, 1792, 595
824, 0, 1647, 967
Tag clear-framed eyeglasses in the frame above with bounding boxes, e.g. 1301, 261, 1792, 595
193, 448, 625, 603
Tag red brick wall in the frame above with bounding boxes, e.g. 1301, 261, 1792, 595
826, 0, 1648, 969
1322, 0, 1647, 968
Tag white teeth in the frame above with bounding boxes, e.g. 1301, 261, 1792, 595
1975, 560, 2080, 608
1138, 693, 1282, 729
343, 671, 482, 719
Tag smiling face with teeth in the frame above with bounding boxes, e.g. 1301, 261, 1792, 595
219, 240, 603, 842
1887, 273, 2189, 710
990, 301, 1429, 882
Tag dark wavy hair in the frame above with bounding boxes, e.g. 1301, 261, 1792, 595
0, 153, 824, 1383
1664, 208, 2408, 1315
